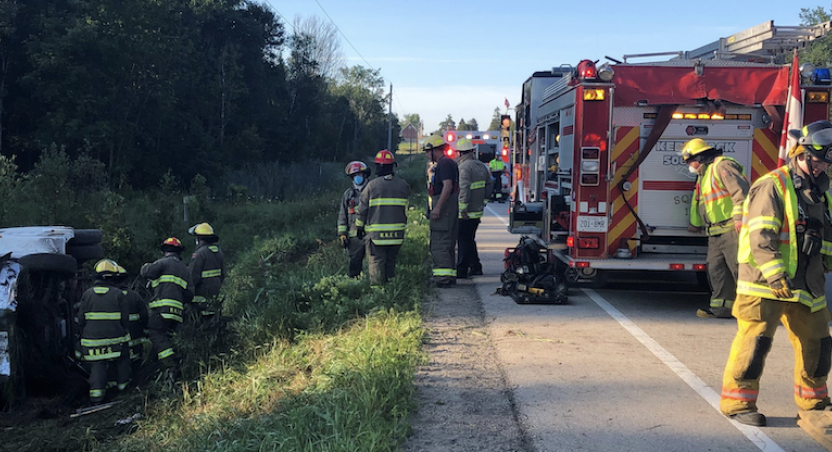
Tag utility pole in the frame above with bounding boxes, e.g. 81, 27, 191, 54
387, 84, 393, 152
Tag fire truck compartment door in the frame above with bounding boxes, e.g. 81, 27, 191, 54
637, 122, 753, 235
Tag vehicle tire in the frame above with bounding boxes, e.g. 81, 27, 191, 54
65, 244, 103, 264
18, 253, 77, 275
68, 229, 102, 246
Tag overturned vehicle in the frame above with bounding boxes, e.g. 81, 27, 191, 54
0, 227, 103, 407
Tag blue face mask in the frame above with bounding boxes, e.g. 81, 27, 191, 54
353, 175, 364, 185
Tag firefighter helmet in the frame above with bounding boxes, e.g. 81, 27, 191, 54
789, 120, 832, 163
680, 138, 716, 163
345, 161, 369, 176
188, 222, 215, 237
374, 150, 395, 165
116, 265, 127, 275
161, 237, 184, 252
423, 134, 446, 152
94, 259, 120, 277
456, 138, 475, 153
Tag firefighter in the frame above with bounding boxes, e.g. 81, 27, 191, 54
188, 223, 225, 320
338, 161, 371, 278
141, 237, 193, 373
424, 134, 459, 287
719, 120, 832, 427
488, 154, 506, 201
78, 259, 131, 404
456, 138, 492, 278
356, 150, 411, 286
682, 138, 749, 318
114, 265, 149, 374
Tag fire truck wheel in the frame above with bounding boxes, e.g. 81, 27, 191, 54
563, 267, 607, 289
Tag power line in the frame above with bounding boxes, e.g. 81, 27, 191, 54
313, 0, 374, 70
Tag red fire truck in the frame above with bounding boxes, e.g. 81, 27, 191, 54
509, 20, 832, 286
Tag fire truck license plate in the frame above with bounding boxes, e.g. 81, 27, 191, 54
577, 216, 607, 232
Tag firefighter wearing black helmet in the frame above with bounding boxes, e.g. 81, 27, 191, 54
78, 259, 131, 404
141, 237, 193, 373
720, 120, 832, 427
682, 138, 749, 318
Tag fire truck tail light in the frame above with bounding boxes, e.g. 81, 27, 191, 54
574, 261, 590, 268
693, 264, 707, 271
583, 89, 605, 101
581, 174, 599, 185
808, 91, 829, 103
669, 263, 685, 270
578, 237, 599, 249
582, 161, 600, 172
566, 236, 574, 248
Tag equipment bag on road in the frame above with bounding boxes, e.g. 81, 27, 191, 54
497, 236, 567, 304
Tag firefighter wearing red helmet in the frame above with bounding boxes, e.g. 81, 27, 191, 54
719, 120, 832, 427
77, 259, 131, 404
356, 150, 411, 286
338, 161, 371, 278
424, 134, 459, 287
140, 237, 194, 376
682, 138, 749, 319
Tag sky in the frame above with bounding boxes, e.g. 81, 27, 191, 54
266, 0, 817, 133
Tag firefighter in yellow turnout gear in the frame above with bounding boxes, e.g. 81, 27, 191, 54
682, 138, 749, 318
719, 121, 832, 427
424, 134, 459, 287
456, 138, 492, 278
356, 150, 411, 286
78, 259, 131, 404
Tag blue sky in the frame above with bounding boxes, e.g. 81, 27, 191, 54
266, 0, 815, 132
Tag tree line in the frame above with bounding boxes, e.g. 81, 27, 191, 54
0, 0, 398, 190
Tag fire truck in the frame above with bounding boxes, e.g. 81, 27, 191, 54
508, 20, 832, 286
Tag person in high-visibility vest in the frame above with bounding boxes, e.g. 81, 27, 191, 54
719, 120, 832, 427
682, 138, 749, 318
488, 156, 506, 201
356, 150, 411, 286
423, 134, 459, 287
338, 161, 371, 278
456, 138, 492, 278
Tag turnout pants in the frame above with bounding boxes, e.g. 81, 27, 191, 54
430, 199, 459, 283
367, 241, 401, 286
148, 309, 181, 367
491, 172, 503, 199
88, 349, 130, 403
457, 218, 481, 277
347, 237, 366, 278
706, 228, 739, 317
720, 295, 832, 415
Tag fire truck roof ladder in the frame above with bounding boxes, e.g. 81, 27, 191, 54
623, 21, 832, 64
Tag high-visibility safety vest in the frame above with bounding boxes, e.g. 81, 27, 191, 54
690, 156, 744, 236
78, 285, 130, 361
356, 175, 412, 246
489, 159, 505, 172
458, 153, 492, 219
737, 166, 832, 311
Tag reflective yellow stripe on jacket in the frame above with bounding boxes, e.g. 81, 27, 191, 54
152, 275, 188, 289
690, 156, 743, 235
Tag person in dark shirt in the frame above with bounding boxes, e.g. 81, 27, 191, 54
423, 134, 459, 287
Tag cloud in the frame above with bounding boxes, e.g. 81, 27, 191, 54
394, 85, 516, 133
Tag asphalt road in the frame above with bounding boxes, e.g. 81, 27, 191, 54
464, 203, 831, 452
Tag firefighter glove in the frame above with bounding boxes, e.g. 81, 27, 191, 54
687, 224, 702, 234
339, 235, 349, 248
356, 226, 365, 240
770, 277, 793, 299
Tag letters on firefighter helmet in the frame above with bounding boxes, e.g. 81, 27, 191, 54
790, 120, 832, 163
188, 222, 215, 237
680, 138, 715, 163
374, 150, 395, 165
423, 134, 446, 152
161, 237, 184, 252
456, 138, 475, 152
94, 259, 120, 276
345, 161, 369, 176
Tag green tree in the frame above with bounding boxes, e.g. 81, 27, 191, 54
488, 107, 502, 130
458, 118, 468, 130
468, 118, 479, 131
800, 7, 832, 67
438, 114, 456, 133
403, 113, 421, 128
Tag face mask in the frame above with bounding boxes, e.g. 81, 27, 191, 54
688, 165, 699, 175
353, 175, 364, 185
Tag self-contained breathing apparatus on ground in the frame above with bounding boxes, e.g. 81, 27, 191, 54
496, 236, 568, 304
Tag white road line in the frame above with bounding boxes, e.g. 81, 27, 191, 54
583, 288, 785, 452
485, 204, 509, 226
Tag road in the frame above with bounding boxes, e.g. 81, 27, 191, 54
465, 203, 830, 452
